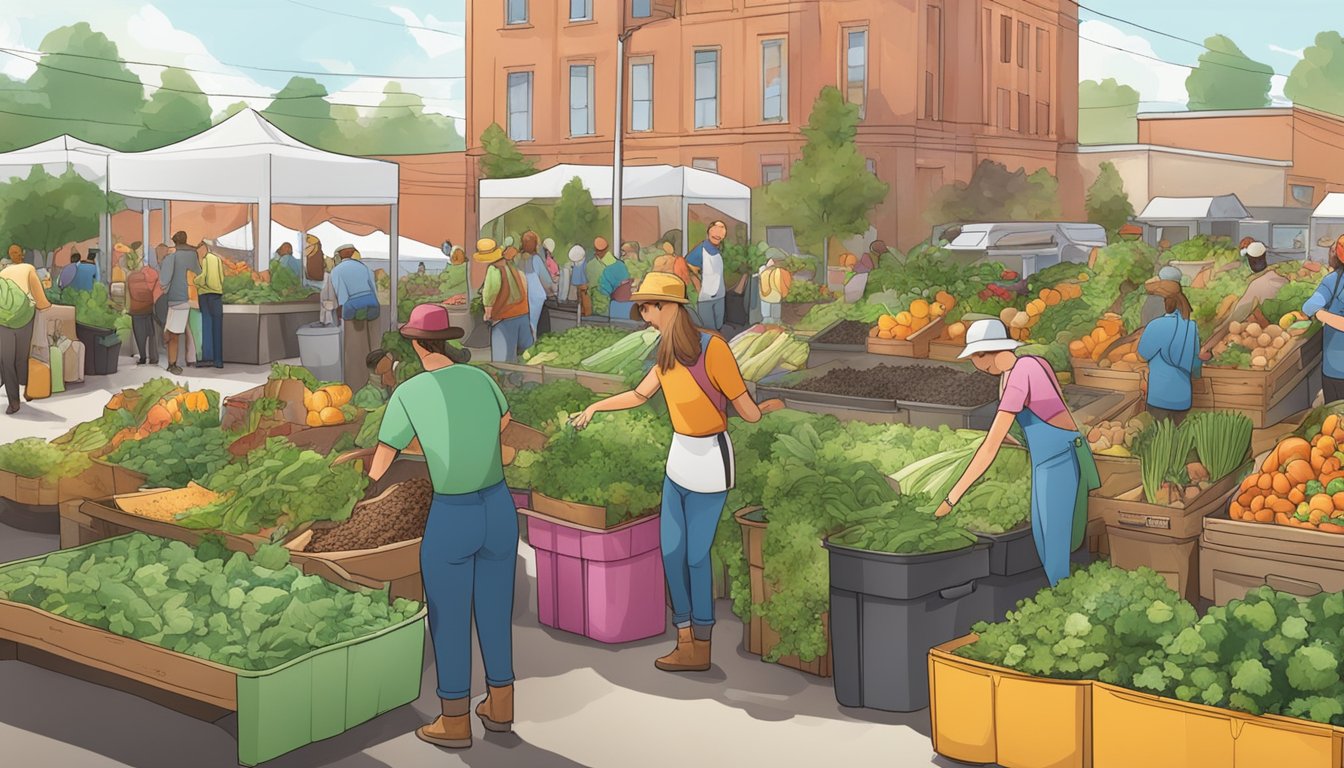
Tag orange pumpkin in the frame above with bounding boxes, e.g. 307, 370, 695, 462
1318, 435, 1338, 456
1271, 474, 1292, 496
1251, 495, 1266, 513
1270, 497, 1296, 514
1285, 459, 1316, 485
1289, 487, 1308, 505
1277, 437, 1313, 467
1254, 508, 1275, 523
1230, 501, 1244, 520
1324, 414, 1340, 436
1310, 493, 1335, 516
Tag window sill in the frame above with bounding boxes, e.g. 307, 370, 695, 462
567, 18, 596, 26
501, 23, 534, 31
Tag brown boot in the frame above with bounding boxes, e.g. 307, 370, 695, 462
416, 698, 471, 749
475, 684, 514, 733
655, 627, 711, 672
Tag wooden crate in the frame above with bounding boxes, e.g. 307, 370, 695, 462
736, 507, 832, 678
866, 317, 945, 360
1071, 330, 1146, 394
1191, 329, 1322, 428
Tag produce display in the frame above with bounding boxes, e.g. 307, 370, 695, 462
117, 485, 221, 522
305, 478, 433, 553
222, 257, 316, 304
794, 301, 885, 334
871, 295, 951, 341
783, 364, 998, 407
390, 267, 468, 322
104, 423, 235, 489
0, 533, 420, 671
303, 383, 359, 427
1068, 314, 1136, 368
502, 380, 602, 434
810, 320, 869, 346
0, 438, 89, 482
1134, 411, 1252, 506
1210, 314, 1310, 370
175, 437, 369, 534
998, 282, 1085, 342
1085, 414, 1151, 457
783, 279, 829, 304
574, 327, 660, 380
51, 284, 124, 331
1231, 413, 1344, 531
728, 326, 809, 380
892, 445, 1033, 534
959, 561, 1344, 727
522, 326, 630, 368
828, 496, 979, 554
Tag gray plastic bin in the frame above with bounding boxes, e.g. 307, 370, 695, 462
296, 322, 343, 383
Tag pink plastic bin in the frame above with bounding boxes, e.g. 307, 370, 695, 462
526, 511, 666, 644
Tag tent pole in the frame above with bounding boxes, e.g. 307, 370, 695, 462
141, 204, 150, 266
389, 203, 399, 333
613, 31, 627, 260
258, 161, 272, 287
162, 201, 170, 246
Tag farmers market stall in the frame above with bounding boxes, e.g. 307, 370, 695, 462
1308, 192, 1344, 264
220, 299, 321, 365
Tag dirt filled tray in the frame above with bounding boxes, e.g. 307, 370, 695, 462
757, 361, 998, 416
1200, 508, 1344, 604
806, 319, 869, 368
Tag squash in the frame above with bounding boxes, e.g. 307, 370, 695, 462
319, 406, 345, 426
1325, 414, 1340, 437
878, 315, 897, 331
1271, 473, 1291, 496
895, 311, 913, 327
892, 325, 912, 340
1285, 459, 1316, 485
306, 410, 323, 428
324, 384, 353, 408
910, 300, 930, 319
1277, 437, 1313, 468
143, 403, 173, 432
1289, 487, 1307, 505
309, 390, 332, 412
935, 290, 956, 309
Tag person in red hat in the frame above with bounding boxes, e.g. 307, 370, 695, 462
366, 303, 518, 751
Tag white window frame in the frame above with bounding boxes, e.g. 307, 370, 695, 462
569, 0, 591, 22
569, 64, 596, 137
845, 28, 868, 118
507, 71, 533, 141
506, 0, 528, 26
630, 59, 654, 132
761, 38, 787, 123
694, 49, 720, 129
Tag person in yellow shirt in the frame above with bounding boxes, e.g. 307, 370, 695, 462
570, 273, 783, 672
0, 245, 51, 413
193, 247, 225, 368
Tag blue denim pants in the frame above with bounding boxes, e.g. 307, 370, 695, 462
422, 480, 518, 701
490, 314, 534, 364
661, 476, 728, 628
198, 293, 223, 366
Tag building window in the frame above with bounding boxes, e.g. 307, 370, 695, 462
761, 164, 784, 184
569, 0, 591, 21
1000, 16, 1012, 64
506, 0, 528, 25
632, 0, 652, 18
1036, 28, 1048, 73
1273, 225, 1308, 251
866, 158, 877, 175
1291, 184, 1315, 206
631, 60, 653, 132
507, 71, 532, 141
1018, 92, 1030, 134
997, 88, 1010, 129
846, 29, 868, 117
1036, 101, 1050, 136
1018, 21, 1029, 67
569, 64, 595, 137
761, 39, 787, 123
692, 158, 718, 173
925, 4, 943, 121
694, 49, 719, 129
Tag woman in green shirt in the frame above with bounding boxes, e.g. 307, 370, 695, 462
368, 303, 518, 751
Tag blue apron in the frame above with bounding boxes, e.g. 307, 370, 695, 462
342, 290, 381, 322
1016, 405, 1082, 586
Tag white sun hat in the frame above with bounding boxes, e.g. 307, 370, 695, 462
959, 318, 1023, 359
1246, 241, 1267, 258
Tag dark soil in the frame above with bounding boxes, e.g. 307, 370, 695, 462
787, 364, 998, 407
305, 478, 433, 552
811, 320, 870, 347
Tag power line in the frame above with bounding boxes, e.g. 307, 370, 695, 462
282, 0, 463, 36
1073, 1, 1286, 77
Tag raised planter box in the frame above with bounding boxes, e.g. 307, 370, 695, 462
1200, 508, 1344, 604
805, 319, 867, 368
756, 364, 998, 430
866, 317, 945, 360
62, 496, 282, 554
523, 506, 666, 644
1070, 330, 1146, 394
927, 335, 964, 362
0, 534, 425, 766
0, 461, 146, 534
530, 489, 656, 531
826, 538, 989, 712
221, 299, 321, 365
735, 507, 832, 677
1192, 328, 1322, 428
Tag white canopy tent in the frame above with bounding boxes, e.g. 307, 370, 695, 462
108, 109, 402, 321
478, 164, 752, 243
216, 220, 448, 266
1310, 193, 1344, 264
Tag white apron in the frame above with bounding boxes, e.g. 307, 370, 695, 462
665, 431, 735, 494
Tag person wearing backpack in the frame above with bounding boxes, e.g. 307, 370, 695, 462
757, 249, 792, 324
0, 247, 50, 413
1137, 280, 1203, 425
125, 250, 163, 366
570, 273, 783, 672
475, 239, 533, 364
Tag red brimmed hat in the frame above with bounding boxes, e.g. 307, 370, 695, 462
400, 304, 465, 340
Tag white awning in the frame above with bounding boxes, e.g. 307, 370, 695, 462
1313, 193, 1344, 220
216, 221, 447, 262
0, 135, 116, 183
1138, 194, 1250, 221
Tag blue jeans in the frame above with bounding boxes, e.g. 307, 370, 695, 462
490, 314, 534, 364
661, 476, 728, 628
421, 481, 518, 701
198, 293, 223, 366
694, 297, 725, 330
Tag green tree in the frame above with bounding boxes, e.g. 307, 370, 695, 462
262, 76, 340, 150
1185, 35, 1273, 111
0, 167, 110, 269
353, 83, 464, 154
214, 101, 250, 124
1079, 79, 1140, 144
1286, 31, 1344, 116
926, 160, 1060, 225
553, 177, 600, 257
765, 86, 888, 266
0, 73, 52, 152
479, 122, 536, 179
133, 67, 212, 150
23, 23, 147, 149
1085, 162, 1135, 240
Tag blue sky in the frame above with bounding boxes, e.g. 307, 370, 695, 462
0, 0, 1337, 129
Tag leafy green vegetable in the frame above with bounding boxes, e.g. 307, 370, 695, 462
1184, 411, 1252, 482
528, 410, 670, 526
104, 424, 234, 489
504, 380, 601, 434
355, 404, 385, 449
223, 258, 317, 304
829, 496, 979, 554
522, 326, 631, 369
351, 384, 386, 410
269, 363, 318, 391
0, 533, 421, 671
783, 280, 828, 304
0, 438, 90, 481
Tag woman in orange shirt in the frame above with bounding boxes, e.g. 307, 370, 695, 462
572, 273, 782, 672
0, 245, 51, 413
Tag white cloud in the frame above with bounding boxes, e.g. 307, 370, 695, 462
315, 59, 355, 75
386, 6, 464, 59
1079, 19, 1191, 109
0, 20, 37, 80
1269, 74, 1291, 106
1268, 45, 1305, 60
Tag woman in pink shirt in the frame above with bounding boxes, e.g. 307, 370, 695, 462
934, 318, 1097, 585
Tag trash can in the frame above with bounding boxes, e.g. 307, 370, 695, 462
296, 322, 343, 383
75, 322, 122, 376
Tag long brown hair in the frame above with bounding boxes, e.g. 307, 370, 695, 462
653, 303, 703, 373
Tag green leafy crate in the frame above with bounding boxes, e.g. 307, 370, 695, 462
0, 534, 426, 766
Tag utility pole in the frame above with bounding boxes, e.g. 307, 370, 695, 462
613, 30, 629, 268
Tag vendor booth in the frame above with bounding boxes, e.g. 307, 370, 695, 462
1310, 193, 1344, 264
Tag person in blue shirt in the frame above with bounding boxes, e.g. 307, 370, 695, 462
329, 244, 381, 390
1304, 235, 1344, 403
1138, 280, 1202, 425
57, 251, 81, 290
274, 242, 302, 277
685, 221, 726, 330
600, 243, 636, 321
568, 244, 591, 315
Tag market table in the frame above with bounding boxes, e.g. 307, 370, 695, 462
221, 298, 320, 365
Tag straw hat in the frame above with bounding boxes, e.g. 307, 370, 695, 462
662, 242, 676, 256
473, 238, 504, 264
627, 273, 690, 319
958, 319, 1023, 359
113, 242, 132, 255
400, 304, 465, 340
567, 245, 586, 263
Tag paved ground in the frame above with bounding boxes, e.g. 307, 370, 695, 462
0, 360, 959, 768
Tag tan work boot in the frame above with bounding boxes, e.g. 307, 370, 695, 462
475, 684, 514, 733
417, 698, 472, 749
655, 626, 711, 672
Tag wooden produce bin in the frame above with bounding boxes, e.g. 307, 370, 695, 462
1191, 328, 1322, 428
1091, 467, 1246, 604
736, 507, 832, 678
62, 495, 280, 553
866, 317, 945, 360
0, 461, 146, 534
927, 333, 964, 362
1070, 331, 1146, 394
1201, 510, 1344, 605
